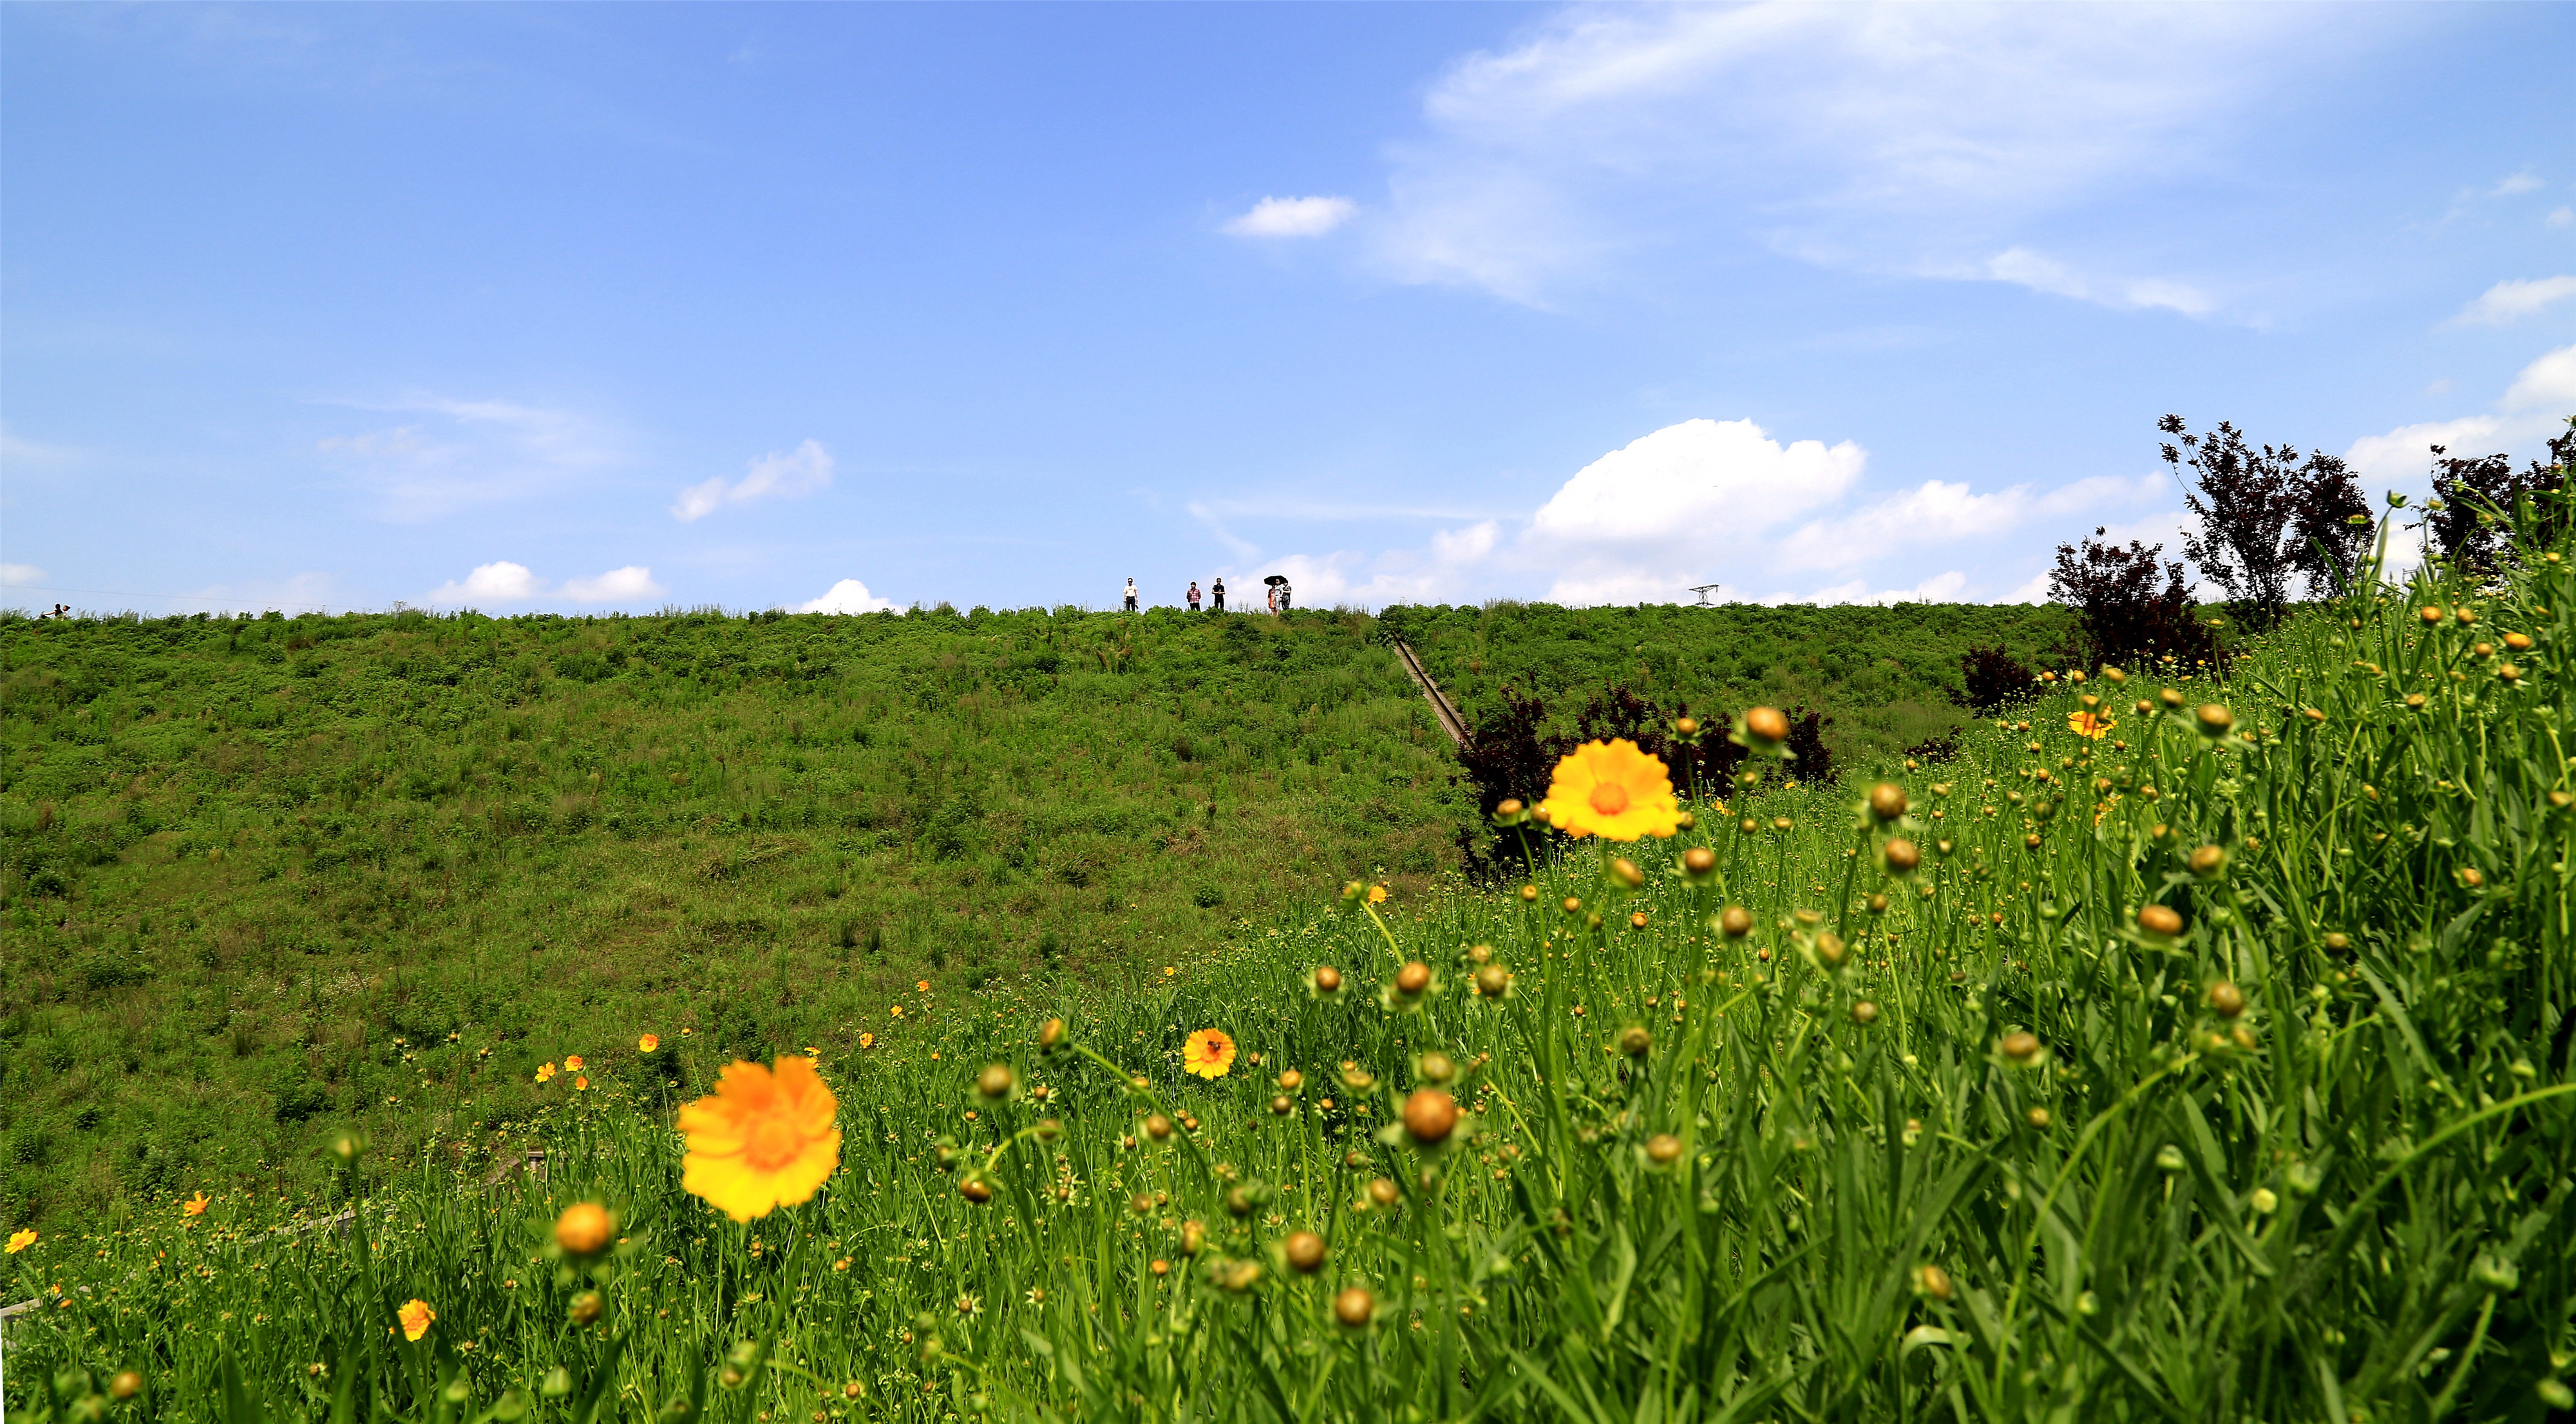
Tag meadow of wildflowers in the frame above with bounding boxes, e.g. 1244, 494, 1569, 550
8, 503, 2575, 1419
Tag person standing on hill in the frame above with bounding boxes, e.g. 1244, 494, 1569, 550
1211, 577, 1226, 612
1265, 582, 1276, 614
1124, 578, 1138, 612
1278, 578, 1293, 612
1186, 581, 1202, 611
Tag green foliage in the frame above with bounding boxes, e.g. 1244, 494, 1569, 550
7, 521, 2575, 1419
1382, 599, 2074, 761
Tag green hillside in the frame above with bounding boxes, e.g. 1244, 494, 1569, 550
7, 512, 2573, 1420
8, 600, 2050, 1231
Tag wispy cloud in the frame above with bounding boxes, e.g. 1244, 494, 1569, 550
1981, 248, 2214, 316
2343, 343, 2576, 482
2446, 276, 2576, 327
1, 563, 47, 587
315, 394, 620, 520
2490, 169, 2546, 196
1356, 3, 2354, 306
672, 439, 835, 521
1222, 196, 1356, 238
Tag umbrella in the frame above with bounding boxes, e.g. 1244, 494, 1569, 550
1264, 574, 1289, 585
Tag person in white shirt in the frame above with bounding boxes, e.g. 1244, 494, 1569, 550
1124, 578, 1138, 612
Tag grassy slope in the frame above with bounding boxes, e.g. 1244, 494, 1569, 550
6, 532, 2572, 1421
0, 607, 1465, 1226
1387, 600, 2073, 762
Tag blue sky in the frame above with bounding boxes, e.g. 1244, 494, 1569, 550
4, 3, 2571, 616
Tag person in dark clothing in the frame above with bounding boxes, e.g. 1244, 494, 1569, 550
1211, 578, 1225, 611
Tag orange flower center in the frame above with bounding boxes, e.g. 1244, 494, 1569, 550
1589, 782, 1631, 816
745, 1115, 806, 1172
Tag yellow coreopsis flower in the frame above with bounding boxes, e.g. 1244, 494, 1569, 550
398, 1299, 435, 1342
1367, 885, 1388, 904
676, 1057, 843, 1223
5, 1228, 34, 1254
1540, 739, 1681, 842
1183, 1029, 1237, 1079
638, 1034, 660, 1053
535, 1063, 556, 1084
565, 1055, 585, 1072
181, 1193, 210, 1218
2068, 712, 2115, 740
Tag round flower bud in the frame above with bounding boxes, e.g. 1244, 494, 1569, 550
1368, 1178, 1400, 1208
1868, 783, 1908, 822
1610, 858, 1645, 889
2000, 1031, 2041, 1064
1475, 964, 1512, 998
2137, 904, 2183, 937
2322, 932, 2351, 952
2206, 982, 2246, 1018
1395, 962, 1432, 996
554, 1202, 614, 1257
1312, 965, 1342, 994
2159, 687, 2186, 709
569, 1290, 604, 1326
1617, 1025, 1653, 1058
960, 1178, 994, 1204
1271, 1095, 1294, 1115
1814, 933, 1847, 969
2195, 704, 2234, 737
1850, 1000, 1879, 1025
1402, 1090, 1459, 1146
1644, 1134, 1683, 1166
1682, 846, 1717, 878
1718, 906, 1753, 938
976, 1064, 1016, 1099
109, 1372, 142, 1401
1883, 839, 1920, 875
1180, 1220, 1206, 1256
1278, 1068, 1303, 1090
1628, 911, 1650, 931
1741, 706, 1790, 746
1519, 884, 1539, 902
1914, 1264, 1954, 1302
1674, 716, 1699, 737
1283, 1230, 1327, 1273
1144, 1114, 1173, 1141
1333, 1286, 1376, 1328
1418, 1051, 1457, 1084
2188, 845, 2227, 878
1038, 1018, 1066, 1050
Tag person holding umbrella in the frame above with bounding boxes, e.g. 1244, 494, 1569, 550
1265, 573, 1290, 613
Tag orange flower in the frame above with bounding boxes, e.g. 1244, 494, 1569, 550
890, 1005, 904, 1018
638, 1034, 660, 1054
1540, 740, 1681, 842
398, 1298, 435, 1342
5, 1228, 34, 1254
565, 1055, 585, 1071
181, 1193, 210, 1218
1183, 1029, 1237, 1079
2067, 712, 2116, 740
535, 1062, 556, 1084
1367, 886, 1388, 905
859, 1032, 876, 1049
916, 980, 931, 992
574, 1076, 589, 1092
676, 1058, 843, 1222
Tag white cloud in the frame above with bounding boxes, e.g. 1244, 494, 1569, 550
672, 439, 835, 521
2447, 276, 2576, 326
2491, 170, 2546, 196
1982, 248, 2214, 316
1222, 196, 1358, 238
1368, 3, 2346, 304
560, 565, 664, 603
2503, 345, 2576, 412
1, 563, 44, 587
1240, 416, 2170, 608
795, 578, 899, 614
316, 394, 619, 521
424, 561, 543, 608
2344, 343, 2576, 482
2550, 207, 2573, 229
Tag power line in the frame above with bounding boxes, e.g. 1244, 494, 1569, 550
1, 582, 330, 612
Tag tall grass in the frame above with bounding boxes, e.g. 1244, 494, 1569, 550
10, 517, 2575, 1419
